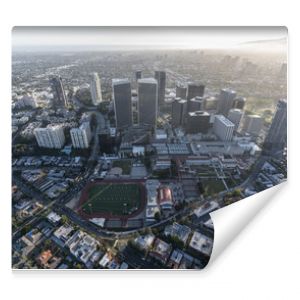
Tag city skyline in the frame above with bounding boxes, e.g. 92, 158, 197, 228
11, 27, 287, 270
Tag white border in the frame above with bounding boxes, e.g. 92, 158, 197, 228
1, 0, 299, 299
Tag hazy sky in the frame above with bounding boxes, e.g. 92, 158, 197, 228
12, 26, 287, 51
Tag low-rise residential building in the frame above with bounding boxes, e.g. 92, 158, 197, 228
20, 122, 42, 139
189, 231, 213, 256
193, 201, 219, 219
46, 211, 61, 225
168, 249, 184, 269
36, 249, 62, 269
134, 234, 155, 251
15, 94, 37, 109
15, 229, 43, 257
150, 238, 172, 264
164, 223, 192, 244
65, 231, 99, 266
53, 224, 74, 246
99, 252, 113, 268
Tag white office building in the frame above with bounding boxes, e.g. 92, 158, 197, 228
213, 115, 235, 141
228, 108, 244, 131
70, 122, 92, 149
34, 125, 65, 149
243, 115, 263, 136
90, 73, 102, 105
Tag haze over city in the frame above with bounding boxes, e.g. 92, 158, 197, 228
12, 26, 287, 52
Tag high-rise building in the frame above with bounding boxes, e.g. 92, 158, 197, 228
186, 83, 205, 114
175, 84, 187, 99
188, 96, 204, 113
34, 125, 65, 149
213, 115, 235, 141
70, 122, 92, 149
243, 115, 263, 136
264, 99, 287, 153
228, 108, 244, 131
138, 78, 158, 127
186, 111, 210, 134
233, 97, 246, 110
171, 97, 187, 127
154, 71, 166, 107
50, 76, 68, 107
112, 79, 132, 129
135, 70, 142, 81
218, 88, 237, 117
187, 83, 205, 100
204, 96, 218, 111
90, 73, 102, 106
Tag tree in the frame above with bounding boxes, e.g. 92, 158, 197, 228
154, 211, 161, 221
171, 236, 184, 250
20, 225, 31, 236
61, 215, 68, 224
44, 239, 52, 249
232, 188, 242, 198
74, 263, 82, 269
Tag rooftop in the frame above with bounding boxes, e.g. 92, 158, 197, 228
138, 78, 157, 84
189, 231, 213, 256
221, 88, 236, 94
215, 115, 235, 127
112, 78, 130, 86
189, 111, 210, 117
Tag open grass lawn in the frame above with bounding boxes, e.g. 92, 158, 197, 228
202, 179, 226, 196
82, 183, 141, 216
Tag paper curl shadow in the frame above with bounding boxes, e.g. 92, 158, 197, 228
207, 182, 287, 267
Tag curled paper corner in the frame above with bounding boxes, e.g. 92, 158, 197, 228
207, 182, 287, 268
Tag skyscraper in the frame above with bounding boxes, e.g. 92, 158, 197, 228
112, 79, 132, 129
154, 71, 166, 107
70, 122, 92, 149
213, 115, 235, 141
135, 70, 142, 81
264, 99, 287, 153
188, 96, 204, 113
187, 83, 205, 100
186, 111, 210, 134
176, 84, 187, 99
228, 108, 244, 131
186, 83, 205, 114
242, 115, 263, 136
138, 78, 158, 127
218, 88, 237, 117
50, 76, 68, 107
34, 125, 65, 149
171, 97, 187, 127
233, 97, 246, 110
90, 73, 102, 105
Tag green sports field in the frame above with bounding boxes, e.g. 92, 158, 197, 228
81, 183, 142, 216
